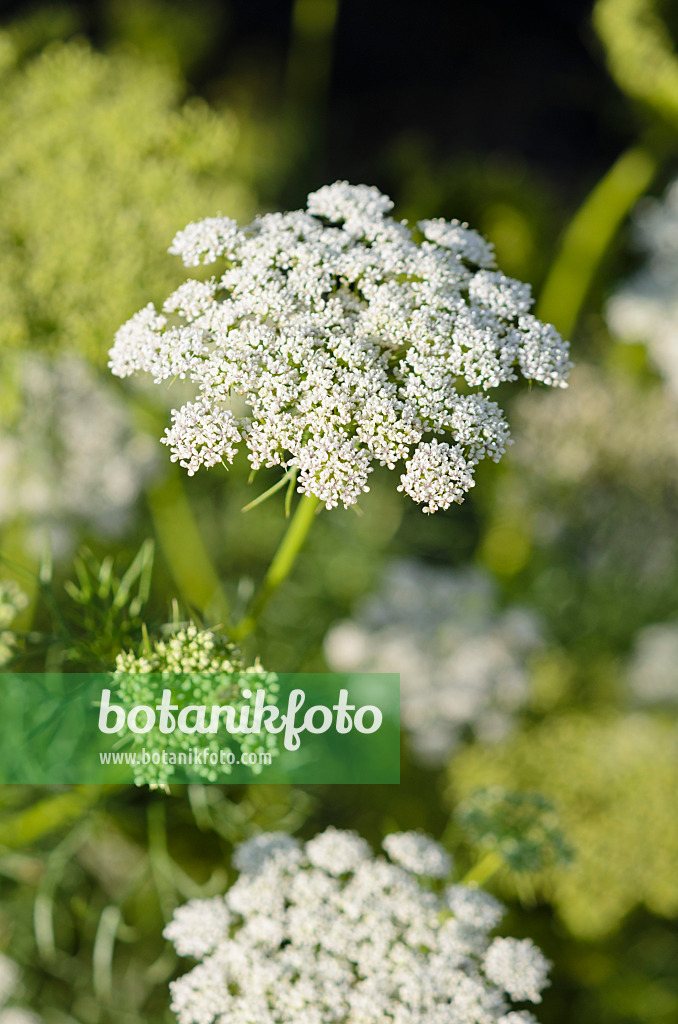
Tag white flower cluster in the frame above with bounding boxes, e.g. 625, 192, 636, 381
382, 830, 452, 877
0, 580, 28, 667
324, 561, 542, 765
0, 354, 158, 555
110, 182, 570, 512
626, 620, 678, 705
0, 953, 41, 1024
607, 177, 678, 399
164, 827, 550, 1024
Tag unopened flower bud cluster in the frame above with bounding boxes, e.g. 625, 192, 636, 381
114, 623, 278, 788
164, 826, 550, 1024
110, 182, 570, 512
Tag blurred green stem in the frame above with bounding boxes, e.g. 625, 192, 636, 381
462, 850, 503, 887
0, 788, 99, 849
535, 140, 661, 337
137, 378, 320, 639
34, 816, 93, 963
112, 381, 232, 628
594, 0, 678, 130
283, 0, 340, 182
0, 520, 39, 631
92, 905, 122, 1004
234, 493, 320, 640
285, 0, 340, 115
146, 465, 231, 628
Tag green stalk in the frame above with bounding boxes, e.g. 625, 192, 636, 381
146, 467, 231, 627
554, 0, 678, 340
461, 850, 504, 888
283, 0, 341, 181
0, 520, 40, 631
284, 0, 340, 116
234, 493, 320, 639
535, 141, 661, 338
0, 787, 100, 849
110, 381, 232, 628
594, 0, 678, 131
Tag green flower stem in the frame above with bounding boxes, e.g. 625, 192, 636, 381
234, 493, 321, 640
124, 386, 231, 627
535, 141, 661, 338
92, 905, 122, 1004
461, 850, 504, 888
284, 0, 340, 117
283, 0, 340, 181
594, 0, 678, 130
146, 467, 231, 628
0, 520, 39, 631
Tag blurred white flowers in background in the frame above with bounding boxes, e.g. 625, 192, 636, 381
324, 561, 542, 765
0, 954, 41, 1024
495, 364, 678, 598
164, 827, 550, 1024
0, 957, 18, 1009
607, 177, 678, 397
626, 620, 678, 704
0, 580, 27, 667
0, 354, 158, 555
111, 182, 570, 513
506, 364, 678, 490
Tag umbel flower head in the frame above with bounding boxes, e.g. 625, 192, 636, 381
110, 182, 571, 512
114, 622, 278, 788
164, 826, 550, 1024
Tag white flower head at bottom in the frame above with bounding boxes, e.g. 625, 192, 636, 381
164, 827, 550, 1024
